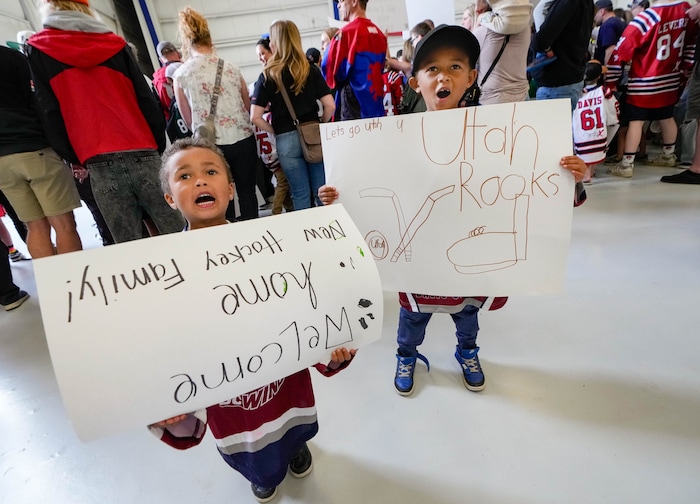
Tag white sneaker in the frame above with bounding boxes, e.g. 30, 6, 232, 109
646, 153, 678, 167
607, 161, 633, 178
9, 250, 29, 262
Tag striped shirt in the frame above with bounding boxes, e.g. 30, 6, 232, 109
573, 85, 620, 164
607, 1, 698, 108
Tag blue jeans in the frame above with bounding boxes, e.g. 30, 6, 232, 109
397, 305, 480, 357
276, 130, 325, 210
86, 150, 185, 243
536, 81, 584, 112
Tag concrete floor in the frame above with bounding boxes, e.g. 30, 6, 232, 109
1, 162, 699, 504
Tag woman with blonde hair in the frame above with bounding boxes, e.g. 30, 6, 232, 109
250, 20, 335, 210
173, 6, 258, 220
320, 26, 339, 62
463, 3, 476, 30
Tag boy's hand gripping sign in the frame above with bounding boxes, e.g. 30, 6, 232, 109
34, 205, 383, 442
321, 99, 576, 296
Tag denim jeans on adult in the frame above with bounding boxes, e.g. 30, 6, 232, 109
536, 81, 584, 112
675, 84, 697, 163
0, 242, 20, 305
86, 150, 185, 243
397, 304, 480, 357
275, 130, 325, 210
219, 135, 259, 221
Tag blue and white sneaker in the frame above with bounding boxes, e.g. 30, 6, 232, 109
454, 346, 485, 392
394, 353, 430, 396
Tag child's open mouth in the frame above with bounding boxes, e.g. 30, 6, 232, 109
437, 88, 451, 99
195, 193, 216, 207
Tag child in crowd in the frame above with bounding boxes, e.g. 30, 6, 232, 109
573, 60, 620, 182
319, 25, 586, 396
151, 137, 356, 502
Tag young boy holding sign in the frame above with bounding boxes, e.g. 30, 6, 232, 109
152, 137, 356, 503
319, 25, 586, 396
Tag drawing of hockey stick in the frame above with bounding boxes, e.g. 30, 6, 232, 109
390, 185, 455, 262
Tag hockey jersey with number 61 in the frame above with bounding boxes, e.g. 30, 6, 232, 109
573, 85, 620, 164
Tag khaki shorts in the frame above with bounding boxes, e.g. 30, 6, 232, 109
0, 148, 81, 222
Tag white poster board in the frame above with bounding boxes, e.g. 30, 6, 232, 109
33, 205, 383, 442
321, 99, 575, 296
366, 0, 409, 33
366, 0, 456, 33
405, 0, 456, 29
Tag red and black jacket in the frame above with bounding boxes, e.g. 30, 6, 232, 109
27, 29, 165, 165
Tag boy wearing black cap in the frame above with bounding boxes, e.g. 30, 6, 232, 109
320, 24, 586, 396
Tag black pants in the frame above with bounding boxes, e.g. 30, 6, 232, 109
256, 157, 275, 201
0, 242, 20, 305
0, 190, 27, 243
219, 135, 259, 221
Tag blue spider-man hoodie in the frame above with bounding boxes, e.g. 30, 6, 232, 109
322, 17, 387, 120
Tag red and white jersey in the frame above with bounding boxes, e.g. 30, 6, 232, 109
254, 111, 280, 169
573, 85, 620, 164
607, 1, 698, 108
382, 70, 404, 116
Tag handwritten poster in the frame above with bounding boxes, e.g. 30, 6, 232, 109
33, 205, 383, 442
321, 99, 575, 296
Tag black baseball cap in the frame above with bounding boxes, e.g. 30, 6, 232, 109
306, 47, 321, 65
585, 60, 604, 82
411, 24, 480, 76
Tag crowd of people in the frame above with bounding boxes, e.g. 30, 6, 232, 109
1, 0, 699, 501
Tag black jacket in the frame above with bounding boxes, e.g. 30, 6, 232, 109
531, 0, 594, 88
0, 46, 50, 157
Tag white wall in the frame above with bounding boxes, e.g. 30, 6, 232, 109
3, 0, 494, 84
1, 0, 120, 49
146, 0, 471, 85
147, 0, 332, 85
1, 0, 37, 47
